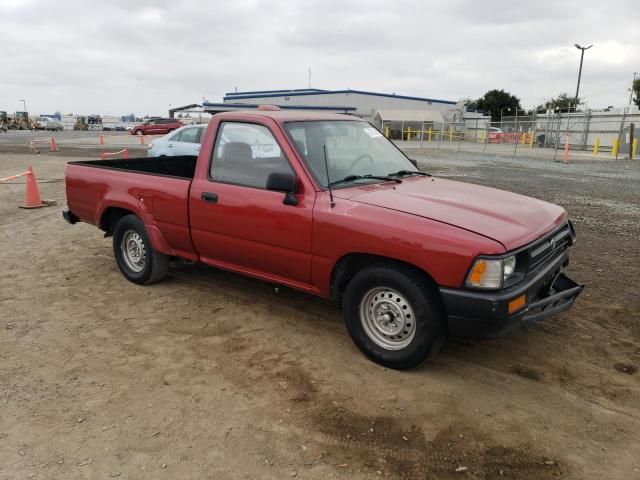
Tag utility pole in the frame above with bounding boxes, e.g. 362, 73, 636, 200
574, 44, 593, 104
308, 68, 312, 88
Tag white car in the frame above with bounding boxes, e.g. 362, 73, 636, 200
36, 117, 64, 131
147, 124, 206, 157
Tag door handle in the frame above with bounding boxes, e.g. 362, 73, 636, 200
168, 143, 173, 148
201, 192, 218, 203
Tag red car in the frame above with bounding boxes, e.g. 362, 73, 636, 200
64, 109, 582, 369
130, 118, 182, 136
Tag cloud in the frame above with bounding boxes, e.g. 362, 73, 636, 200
0, 0, 637, 115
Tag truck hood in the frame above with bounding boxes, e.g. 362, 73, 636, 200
335, 177, 567, 251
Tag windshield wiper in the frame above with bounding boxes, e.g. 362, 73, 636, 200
329, 174, 402, 188
389, 169, 432, 178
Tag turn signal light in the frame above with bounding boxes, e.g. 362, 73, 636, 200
468, 260, 487, 284
508, 294, 526, 314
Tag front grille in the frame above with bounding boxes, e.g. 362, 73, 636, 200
527, 223, 572, 274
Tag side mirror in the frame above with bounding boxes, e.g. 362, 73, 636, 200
266, 172, 298, 206
408, 158, 418, 167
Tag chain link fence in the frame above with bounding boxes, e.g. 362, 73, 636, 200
387, 110, 639, 161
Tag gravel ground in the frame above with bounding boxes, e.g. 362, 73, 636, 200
0, 143, 639, 480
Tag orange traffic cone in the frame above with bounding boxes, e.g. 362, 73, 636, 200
123, 148, 129, 159
100, 151, 106, 160
50, 137, 58, 152
139, 135, 145, 145
99, 135, 105, 145
20, 167, 45, 209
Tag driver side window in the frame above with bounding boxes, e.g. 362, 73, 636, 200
210, 122, 293, 189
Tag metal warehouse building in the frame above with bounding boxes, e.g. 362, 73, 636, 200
202, 88, 467, 138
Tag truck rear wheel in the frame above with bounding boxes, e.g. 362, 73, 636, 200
112, 214, 168, 284
343, 264, 445, 370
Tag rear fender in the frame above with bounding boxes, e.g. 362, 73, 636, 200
98, 201, 177, 257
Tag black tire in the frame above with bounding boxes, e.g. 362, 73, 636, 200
112, 214, 169, 284
343, 264, 446, 370
135, 129, 143, 136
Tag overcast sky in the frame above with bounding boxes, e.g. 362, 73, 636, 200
1, 0, 638, 116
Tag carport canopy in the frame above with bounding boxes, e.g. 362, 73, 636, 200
375, 109, 445, 124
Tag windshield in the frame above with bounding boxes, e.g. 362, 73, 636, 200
285, 120, 415, 188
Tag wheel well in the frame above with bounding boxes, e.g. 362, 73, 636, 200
330, 253, 438, 303
100, 207, 134, 237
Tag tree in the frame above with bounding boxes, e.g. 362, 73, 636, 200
474, 89, 521, 122
633, 79, 640, 109
461, 97, 478, 110
535, 93, 581, 114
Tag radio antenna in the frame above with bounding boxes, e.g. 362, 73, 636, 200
323, 145, 335, 208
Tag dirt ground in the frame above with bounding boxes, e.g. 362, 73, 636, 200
1, 139, 639, 480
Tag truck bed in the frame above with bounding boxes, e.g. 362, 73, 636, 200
65, 155, 197, 259
68, 155, 198, 179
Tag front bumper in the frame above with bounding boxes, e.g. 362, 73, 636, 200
441, 252, 583, 338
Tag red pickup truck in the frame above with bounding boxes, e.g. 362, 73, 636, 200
63, 109, 583, 369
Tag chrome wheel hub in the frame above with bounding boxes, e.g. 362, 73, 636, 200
359, 287, 416, 350
121, 230, 146, 273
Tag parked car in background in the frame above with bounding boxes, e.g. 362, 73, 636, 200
488, 127, 503, 143
147, 124, 206, 157
35, 117, 64, 131
130, 118, 182, 136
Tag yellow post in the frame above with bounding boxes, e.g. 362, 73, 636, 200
529, 131, 535, 148
593, 137, 600, 156
428, 127, 432, 142
406, 127, 411, 141
633, 138, 638, 158
480, 130, 485, 144
449, 127, 453, 142
521, 133, 526, 145
384, 126, 389, 138
612, 138, 619, 157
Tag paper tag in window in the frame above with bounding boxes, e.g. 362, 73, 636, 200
364, 127, 383, 138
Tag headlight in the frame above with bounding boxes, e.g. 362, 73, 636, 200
503, 255, 516, 279
466, 255, 517, 289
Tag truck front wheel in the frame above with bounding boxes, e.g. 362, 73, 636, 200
343, 264, 445, 370
112, 214, 168, 284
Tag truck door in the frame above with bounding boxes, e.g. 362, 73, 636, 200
189, 120, 315, 287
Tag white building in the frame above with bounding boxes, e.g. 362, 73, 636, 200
205, 87, 468, 124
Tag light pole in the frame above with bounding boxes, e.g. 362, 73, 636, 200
20, 99, 27, 113
574, 44, 593, 104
